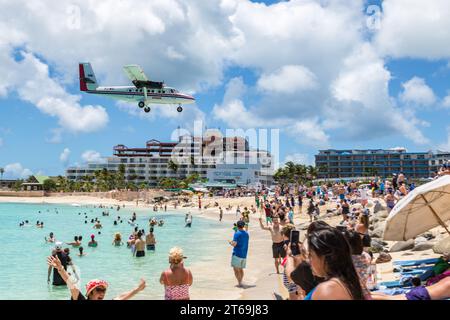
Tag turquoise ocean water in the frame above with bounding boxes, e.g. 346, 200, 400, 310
0, 203, 226, 300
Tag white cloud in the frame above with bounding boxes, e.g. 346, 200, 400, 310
0, 50, 109, 135
375, 0, 450, 59
442, 93, 450, 108
59, 148, 71, 164
46, 128, 63, 144
212, 77, 262, 128
399, 77, 436, 107
438, 127, 450, 152
287, 119, 330, 147
81, 150, 105, 164
284, 153, 312, 166
3, 163, 33, 179
257, 65, 318, 94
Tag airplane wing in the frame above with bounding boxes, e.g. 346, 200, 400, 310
123, 65, 149, 82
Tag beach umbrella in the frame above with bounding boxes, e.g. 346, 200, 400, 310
383, 175, 450, 241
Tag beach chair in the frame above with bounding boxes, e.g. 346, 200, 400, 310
393, 258, 439, 268
398, 268, 431, 276
379, 280, 413, 289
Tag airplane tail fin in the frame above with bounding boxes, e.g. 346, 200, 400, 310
79, 62, 98, 91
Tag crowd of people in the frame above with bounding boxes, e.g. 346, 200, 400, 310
38, 172, 450, 300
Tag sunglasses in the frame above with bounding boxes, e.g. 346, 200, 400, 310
94, 287, 107, 293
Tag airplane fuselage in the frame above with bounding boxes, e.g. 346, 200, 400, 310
86, 85, 195, 105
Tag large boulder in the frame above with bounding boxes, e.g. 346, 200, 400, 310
370, 226, 384, 239
373, 201, 385, 213
433, 237, 450, 255
370, 239, 386, 253
414, 237, 428, 245
412, 242, 435, 251
390, 239, 415, 252
375, 211, 389, 219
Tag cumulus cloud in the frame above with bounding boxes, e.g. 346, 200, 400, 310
257, 65, 319, 94
59, 148, 71, 165
442, 93, 450, 108
438, 127, 450, 152
399, 77, 436, 107
0, 49, 109, 136
81, 150, 105, 164
375, 0, 450, 59
3, 163, 33, 179
284, 153, 313, 166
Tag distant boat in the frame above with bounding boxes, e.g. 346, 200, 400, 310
71, 203, 81, 207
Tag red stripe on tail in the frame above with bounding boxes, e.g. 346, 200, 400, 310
79, 63, 87, 92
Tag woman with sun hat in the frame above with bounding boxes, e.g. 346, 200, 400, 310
47, 255, 146, 300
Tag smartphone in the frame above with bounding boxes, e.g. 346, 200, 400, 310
290, 230, 301, 256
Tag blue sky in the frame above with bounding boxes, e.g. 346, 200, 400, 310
1, 0, 450, 179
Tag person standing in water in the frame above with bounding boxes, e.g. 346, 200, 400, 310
48, 242, 71, 286
185, 213, 192, 228
219, 207, 223, 222
134, 231, 145, 257
146, 228, 156, 251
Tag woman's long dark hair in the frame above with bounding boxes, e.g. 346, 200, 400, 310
307, 227, 365, 300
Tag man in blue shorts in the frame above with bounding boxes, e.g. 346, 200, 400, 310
229, 220, 249, 287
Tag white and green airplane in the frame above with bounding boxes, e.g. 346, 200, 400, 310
79, 63, 195, 113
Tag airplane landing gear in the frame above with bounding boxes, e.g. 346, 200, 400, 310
144, 107, 151, 113
138, 101, 145, 108
177, 106, 183, 113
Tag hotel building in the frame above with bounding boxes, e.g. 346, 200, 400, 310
66, 132, 274, 187
315, 148, 432, 179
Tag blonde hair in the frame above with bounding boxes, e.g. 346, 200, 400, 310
169, 247, 185, 265
114, 233, 122, 241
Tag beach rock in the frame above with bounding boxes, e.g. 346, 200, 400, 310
373, 201, 385, 213
414, 236, 428, 245
412, 242, 435, 251
433, 237, 450, 255
390, 239, 415, 252
375, 252, 392, 264
370, 226, 384, 239
373, 221, 386, 231
375, 211, 389, 219
370, 239, 386, 253
419, 232, 435, 241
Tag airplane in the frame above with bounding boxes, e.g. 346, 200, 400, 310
79, 63, 195, 113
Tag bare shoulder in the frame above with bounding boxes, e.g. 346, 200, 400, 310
314, 280, 352, 300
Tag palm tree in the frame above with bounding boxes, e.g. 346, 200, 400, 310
117, 164, 126, 190
168, 159, 179, 173
0, 167, 4, 180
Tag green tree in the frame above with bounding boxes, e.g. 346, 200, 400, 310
168, 159, 179, 173
0, 167, 4, 180
13, 180, 23, 191
43, 179, 57, 192
116, 164, 126, 190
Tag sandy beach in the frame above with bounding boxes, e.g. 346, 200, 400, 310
0, 194, 445, 300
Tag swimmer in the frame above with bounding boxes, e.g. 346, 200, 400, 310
134, 232, 145, 258
146, 229, 156, 251
113, 221, 118, 226
88, 235, 98, 247
77, 246, 87, 257
66, 236, 81, 247
112, 233, 123, 246
94, 221, 102, 229
45, 232, 55, 243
